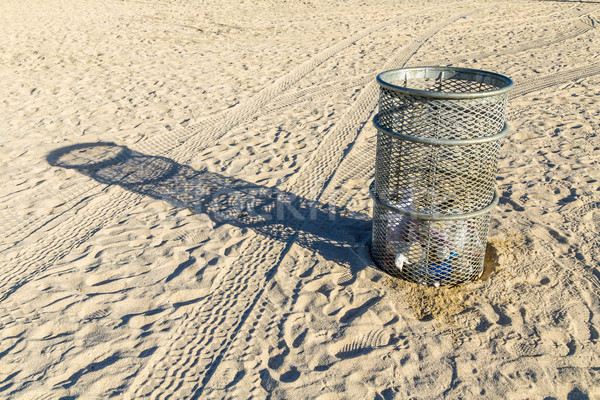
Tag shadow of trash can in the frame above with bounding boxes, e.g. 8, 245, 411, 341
370, 66, 513, 286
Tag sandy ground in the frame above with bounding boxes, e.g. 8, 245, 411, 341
2, 0, 600, 398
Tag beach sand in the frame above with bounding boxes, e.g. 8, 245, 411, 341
1, 0, 600, 398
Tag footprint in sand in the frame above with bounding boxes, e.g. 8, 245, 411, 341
333, 329, 394, 359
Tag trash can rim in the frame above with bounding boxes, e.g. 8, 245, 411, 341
370, 182, 500, 221
377, 66, 514, 100
373, 118, 510, 146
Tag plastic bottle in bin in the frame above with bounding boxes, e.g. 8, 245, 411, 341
384, 188, 419, 271
424, 218, 467, 284
426, 219, 484, 285
385, 215, 413, 270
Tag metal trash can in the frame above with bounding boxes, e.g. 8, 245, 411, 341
370, 66, 513, 286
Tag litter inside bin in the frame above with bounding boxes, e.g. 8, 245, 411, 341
384, 206, 484, 285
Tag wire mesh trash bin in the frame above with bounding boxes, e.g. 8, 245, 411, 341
370, 66, 513, 286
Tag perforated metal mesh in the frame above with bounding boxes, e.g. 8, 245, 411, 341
371, 67, 512, 286
373, 132, 501, 214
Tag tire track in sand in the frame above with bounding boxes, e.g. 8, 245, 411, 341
0, 5, 457, 392
0, 6, 429, 254
155, 3, 455, 166
201, 6, 600, 397
123, 10, 468, 399
511, 61, 600, 98
259, 11, 595, 120
442, 13, 595, 65
4, 9, 592, 255
0, 7, 442, 300
286, 11, 471, 201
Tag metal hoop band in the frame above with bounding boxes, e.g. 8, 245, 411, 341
369, 181, 499, 221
